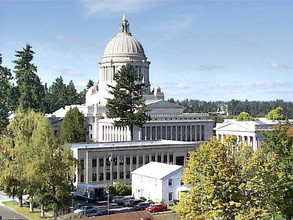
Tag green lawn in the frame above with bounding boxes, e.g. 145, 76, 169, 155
2, 201, 53, 220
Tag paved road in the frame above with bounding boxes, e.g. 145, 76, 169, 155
0, 191, 29, 220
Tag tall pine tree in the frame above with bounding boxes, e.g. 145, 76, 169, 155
0, 54, 13, 133
106, 63, 150, 140
13, 44, 44, 112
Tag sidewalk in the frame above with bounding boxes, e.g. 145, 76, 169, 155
0, 191, 33, 220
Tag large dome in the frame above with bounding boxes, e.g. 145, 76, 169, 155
103, 14, 146, 58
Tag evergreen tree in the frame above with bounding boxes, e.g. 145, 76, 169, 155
106, 63, 150, 140
0, 54, 13, 133
50, 76, 68, 112
60, 107, 87, 143
13, 44, 44, 112
66, 80, 78, 104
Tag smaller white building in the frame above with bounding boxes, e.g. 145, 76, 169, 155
132, 162, 184, 205
214, 118, 282, 151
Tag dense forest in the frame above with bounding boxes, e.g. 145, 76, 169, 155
168, 98, 293, 119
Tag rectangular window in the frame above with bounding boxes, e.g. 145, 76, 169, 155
145, 155, 149, 164
169, 154, 173, 163
139, 156, 143, 165
157, 155, 161, 162
168, 179, 173, 187
92, 173, 97, 182
163, 154, 167, 163
120, 171, 124, 179
92, 159, 97, 167
126, 171, 130, 179
99, 173, 103, 181
113, 172, 117, 180
151, 155, 155, 162
106, 172, 110, 180
80, 174, 84, 183
99, 158, 104, 167
133, 156, 137, 165
80, 159, 84, 170
168, 192, 173, 201
162, 126, 166, 139
126, 157, 130, 165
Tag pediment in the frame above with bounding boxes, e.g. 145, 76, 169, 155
215, 123, 252, 132
146, 100, 184, 109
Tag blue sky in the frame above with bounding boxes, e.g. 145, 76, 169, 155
0, 0, 292, 101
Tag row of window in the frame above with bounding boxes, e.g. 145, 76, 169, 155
90, 154, 174, 168
141, 125, 205, 141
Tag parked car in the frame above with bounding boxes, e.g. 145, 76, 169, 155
82, 205, 97, 214
88, 210, 115, 217
124, 199, 142, 207
113, 196, 124, 203
116, 198, 126, 206
134, 202, 150, 210
146, 204, 167, 213
74, 205, 97, 214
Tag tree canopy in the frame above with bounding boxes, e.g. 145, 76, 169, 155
0, 110, 77, 217
106, 63, 150, 140
177, 137, 268, 219
60, 107, 87, 143
236, 111, 256, 121
13, 44, 45, 112
266, 106, 286, 120
0, 54, 14, 133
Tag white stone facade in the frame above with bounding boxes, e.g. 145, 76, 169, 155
214, 118, 280, 151
71, 140, 200, 186
48, 14, 213, 143
132, 162, 183, 205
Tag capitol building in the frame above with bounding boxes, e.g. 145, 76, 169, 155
49, 15, 213, 185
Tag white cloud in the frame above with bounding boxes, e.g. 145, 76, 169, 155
75, 81, 87, 87
199, 64, 224, 71
56, 35, 94, 47
269, 61, 287, 69
167, 82, 187, 89
82, 0, 158, 14
253, 80, 290, 89
51, 66, 82, 76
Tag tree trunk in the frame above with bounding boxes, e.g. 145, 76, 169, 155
41, 204, 45, 218
29, 195, 34, 212
18, 194, 22, 207
286, 215, 292, 220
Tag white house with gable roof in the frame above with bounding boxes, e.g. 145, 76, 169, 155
131, 162, 185, 205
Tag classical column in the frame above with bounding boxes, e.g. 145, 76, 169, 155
136, 155, 139, 169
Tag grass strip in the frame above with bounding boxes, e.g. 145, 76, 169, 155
2, 201, 53, 220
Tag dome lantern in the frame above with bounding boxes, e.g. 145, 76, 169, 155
120, 13, 130, 34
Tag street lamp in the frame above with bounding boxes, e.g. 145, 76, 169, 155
107, 153, 113, 215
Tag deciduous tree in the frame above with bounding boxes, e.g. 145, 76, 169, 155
266, 106, 285, 120
177, 137, 267, 219
236, 111, 256, 121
